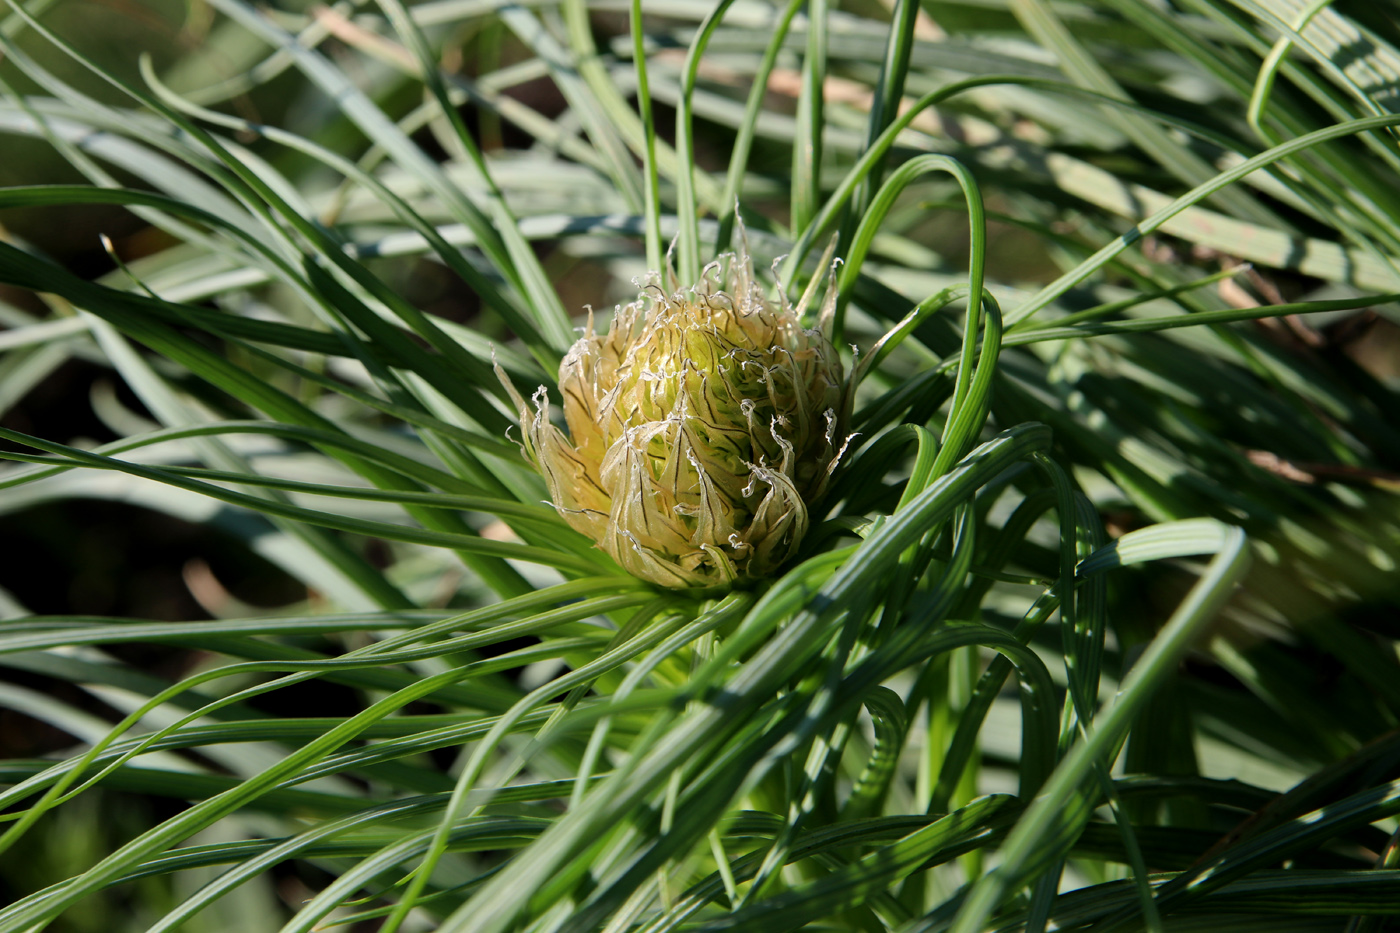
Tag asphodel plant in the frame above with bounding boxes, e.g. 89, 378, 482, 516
6, 0, 1400, 929
498, 243, 851, 589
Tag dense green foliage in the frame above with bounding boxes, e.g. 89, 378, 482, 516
0, 0, 1399, 930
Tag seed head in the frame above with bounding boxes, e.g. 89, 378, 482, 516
498, 246, 850, 589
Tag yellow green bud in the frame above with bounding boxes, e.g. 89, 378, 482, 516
498, 246, 850, 589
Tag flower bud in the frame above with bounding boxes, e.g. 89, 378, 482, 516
498, 246, 850, 589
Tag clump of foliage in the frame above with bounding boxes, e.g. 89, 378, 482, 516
0, 0, 1398, 930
